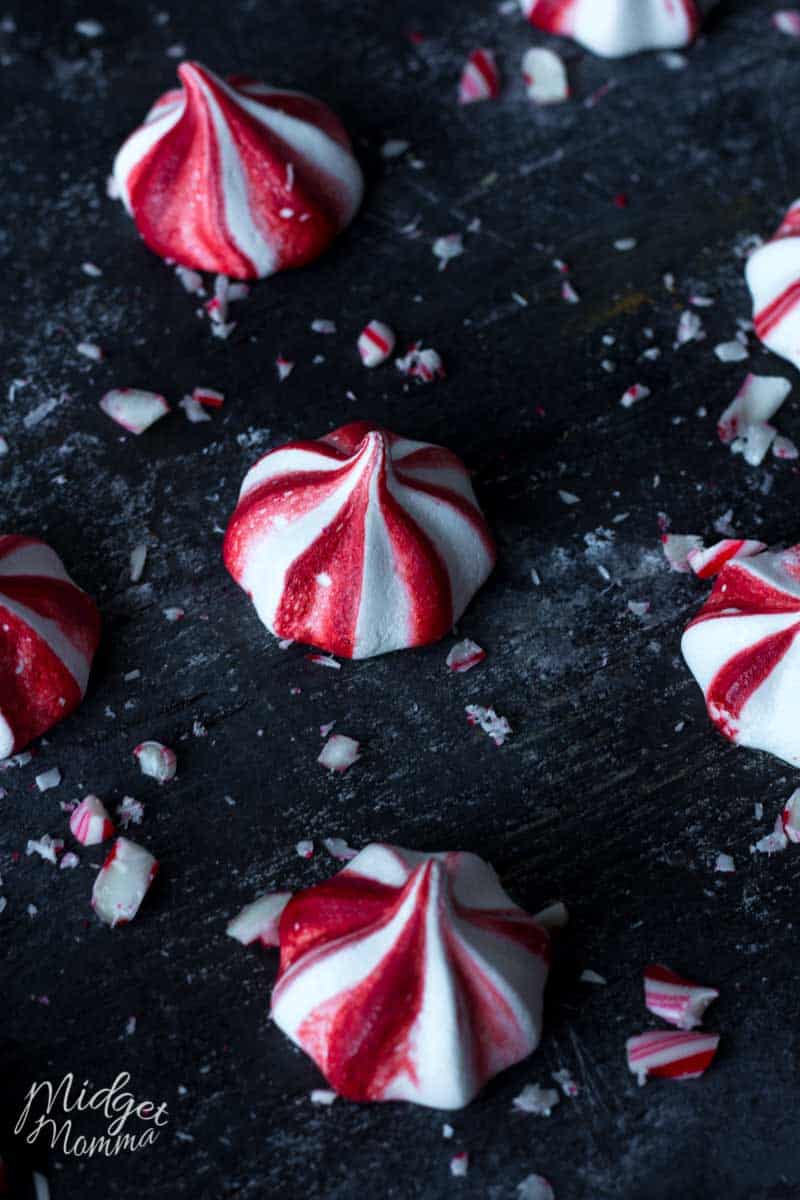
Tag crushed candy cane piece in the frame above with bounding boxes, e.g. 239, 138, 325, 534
614, 238, 637, 251
580, 969, 607, 985
714, 853, 735, 873
75, 18, 103, 36
558, 490, 580, 505
627, 600, 650, 617
357, 320, 395, 367
179, 395, 212, 424
306, 652, 340, 670
773, 434, 799, 460
782, 790, 800, 843
70, 794, 114, 846
552, 1069, 578, 1097
458, 49, 500, 104
449, 1152, 470, 1178
35, 768, 61, 792
517, 1175, 554, 1200
323, 837, 358, 861
130, 542, 148, 582
311, 318, 336, 334
192, 386, 224, 408
175, 265, 204, 294
662, 534, 704, 573
100, 389, 170, 435
77, 341, 104, 362
310, 1089, 337, 1106
134, 741, 177, 783
82, 261, 103, 277
676, 310, 705, 346
620, 383, 651, 408
318, 735, 360, 773
381, 139, 410, 158
522, 47, 569, 104
686, 538, 766, 579
774, 10, 800, 36
0, 436, 8, 457
433, 234, 464, 271
717, 374, 791, 466
643, 964, 719, 1030
92, 838, 158, 927
117, 796, 144, 828
60, 851, 80, 869
465, 704, 511, 746
396, 343, 445, 383
753, 815, 788, 856
626, 1030, 720, 1084
276, 356, 295, 382
561, 280, 580, 304
513, 1083, 560, 1116
714, 341, 748, 363
446, 639, 486, 673
226, 892, 292, 946
296, 839, 314, 859
164, 607, 184, 622
26, 835, 64, 864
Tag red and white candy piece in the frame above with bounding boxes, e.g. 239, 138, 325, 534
746, 200, 800, 371
100, 388, 170, 435
643, 964, 719, 1030
69, 794, 115, 846
318, 733, 360, 772
686, 539, 766, 580
458, 49, 500, 104
91, 837, 159, 927
192, 386, 224, 409
112, 61, 363, 280
446, 638, 486, 673
781, 788, 800, 843
134, 740, 177, 782
223, 422, 495, 659
357, 320, 395, 368
520, 0, 716, 58
270, 842, 554, 1108
774, 10, 800, 36
682, 545, 800, 766
626, 1030, 720, 1084
522, 48, 569, 105
0, 536, 101, 759
226, 891, 292, 946
396, 343, 445, 383
717, 374, 792, 466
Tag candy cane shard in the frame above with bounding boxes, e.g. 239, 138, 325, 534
781, 789, 800, 843
643, 964, 719, 1030
112, 61, 363, 280
746, 200, 800, 371
270, 843, 554, 1109
134, 740, 177, 782
458, 50, 501, 104
92, 837, 159, 927
69, 794, 115, 846
226, 891, 292, 946
682, 544, 800, 767
626, 1030, 720, 1084
100, 388, 170, 435
520, 0, 716, 58
357, 321, 396, 367
686, 539, 767, 579
0, 536, 101, 759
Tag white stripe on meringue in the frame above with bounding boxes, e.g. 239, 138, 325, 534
0, 711, 14, 759
112, 98, 186, 214
352, 440, 412, 657
238, 445, 346, 502
0, 540, 73, 583
0, 592, 91, 693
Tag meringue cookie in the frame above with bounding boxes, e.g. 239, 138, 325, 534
0, 536, 101, 759
223, 422, 496, 659
682, 544, 800, 766
112, 61, 363, 280
746, 200, 800, 372
270, 843, 554, 1108
520, 0, 717, 58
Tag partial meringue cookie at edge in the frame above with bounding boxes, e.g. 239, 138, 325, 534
223, 422, 497, 660
520, 0, 719, 58
746, 200, 800, 373
112, 61, 364, 279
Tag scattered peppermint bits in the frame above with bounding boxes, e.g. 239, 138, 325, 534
75, 18, 104, 36
323, 837, 358, 861
717, 374, 792, 466
396, 343, 445, 383
92, 838, 158, 927
192, 386, 224, 409
310, 1089, 337, 1106
311, 318, 336, 335
134, 741, 177, 783
226, 892, 291, 947
130, 542, 148, 583
295, 840, 314, 859
620, 383, 651, 408
558, 490, 580, 505
77, 341, 104, 362
458, 49, 500, 104
275, 356, 295, 382
35, 768, 61, 793
714, 853, 735, 873
627, 600, 650, 618
714, 341, 748, 363
676, 310, 705, 346
561, 280, 580, 304
626, 1030, 720, 1085
318, 735, 361, 773
643, 965, 719, 1030
100, 389, 170, 435
69, 794, 114, 846
446, 639, 486, 673
517, 1175, 555, 1200
465, 704, 511, 747
306, 653, 340, 670
164, 607, 185, 622
521, 47, 569, 105
26, 835, 64, 865
82, 261, 103, 277
773, 10, 800, 36
433, 233, 464, 271
661, 534, 704, 573
357, 320, 395, 367
449, 1152, 470, 1178
512, 1083, 560, 1116
117, 796, 144, 829
179, 395, 212, 424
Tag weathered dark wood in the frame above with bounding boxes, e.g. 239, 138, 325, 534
1, 1, 799, 1197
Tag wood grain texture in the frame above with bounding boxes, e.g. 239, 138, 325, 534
1, 1, 799, 1197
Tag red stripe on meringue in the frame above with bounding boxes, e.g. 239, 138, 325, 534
525, 0, 580, 34
754, 279, 800, 341
706, 623, 800, 737
688, 561, 800, 625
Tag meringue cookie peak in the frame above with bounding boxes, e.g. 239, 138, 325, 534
270, 843, 554, 1109
682, 544, 800, 766
112, 61, 364, 280
223, 422, 496, 659
521, 0, 715, 58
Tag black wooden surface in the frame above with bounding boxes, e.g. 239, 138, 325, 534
1, 2, 800, 1197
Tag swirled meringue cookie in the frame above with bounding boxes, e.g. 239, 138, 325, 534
112, 61, 363, 279
746, 200, 800, 372
520, 0, 717, 58
223, 422, 496, 659
270, 843, 554, 1109
0, 536, 101, 759
682, 544, 800, 767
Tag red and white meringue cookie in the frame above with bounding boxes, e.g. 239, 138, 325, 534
746, 200, 800, 371
682, 544, 800, 767
520, 0, 716, 58
0, 536, 101, 759
270, 843, 554, 1109
112, 61, 363, 280
223, 422, 496, 659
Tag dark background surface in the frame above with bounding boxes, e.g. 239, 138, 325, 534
1, 1, 799, 1197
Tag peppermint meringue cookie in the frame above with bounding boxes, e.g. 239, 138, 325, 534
270, 843, 554, 1108
682, 544, 800, 767
112, 61, 363, 280
0, 536, 101, 759
520, 0, 717, 58
746, 200, 800, 372
223, 422, 496, 659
